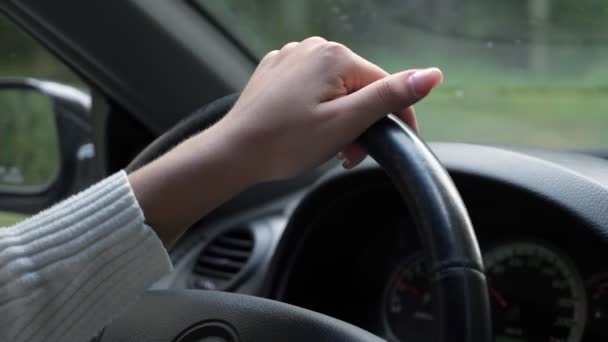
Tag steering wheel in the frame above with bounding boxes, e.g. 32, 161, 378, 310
101, 94, 491, 342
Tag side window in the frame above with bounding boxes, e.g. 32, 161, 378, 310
0, 15, 85, 88
1, 89, 58, 191
0, 14, 90, 226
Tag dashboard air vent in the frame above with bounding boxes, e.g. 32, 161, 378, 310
191, 228, 254, 291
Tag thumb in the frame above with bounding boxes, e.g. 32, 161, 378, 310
320, 67, 442, 129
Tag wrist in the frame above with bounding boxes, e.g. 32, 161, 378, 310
129, 119, 264, 246
192, 117, 266, 187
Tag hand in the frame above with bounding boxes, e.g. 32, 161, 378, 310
130, 36, 443, 245
214, 36, 443, 181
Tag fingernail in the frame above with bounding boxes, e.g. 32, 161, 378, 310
409, 67, 442, 97
336, 152, 345, 161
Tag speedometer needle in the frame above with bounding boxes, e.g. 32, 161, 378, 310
490, 287, 508, 309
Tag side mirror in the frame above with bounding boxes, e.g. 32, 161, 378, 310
0, 78, 96, 215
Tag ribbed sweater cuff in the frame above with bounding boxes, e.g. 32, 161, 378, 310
0, 171, 173, 342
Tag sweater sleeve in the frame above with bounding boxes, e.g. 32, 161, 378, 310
0, 171, 173, 342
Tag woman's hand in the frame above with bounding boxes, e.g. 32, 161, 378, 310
130, 37, 442, 246
215, 36, 443, 181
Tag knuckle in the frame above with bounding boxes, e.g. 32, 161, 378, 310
375, 79, 403, 106
262, 50, 279, 62
324, 42, 349, 55
281, 42, 299, 51
318, 42, 350, 63
304, 36, 327, 44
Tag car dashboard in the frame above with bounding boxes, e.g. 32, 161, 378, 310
159, 143, 608, 342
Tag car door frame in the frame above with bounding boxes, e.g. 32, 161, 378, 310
0, 0, 256, 172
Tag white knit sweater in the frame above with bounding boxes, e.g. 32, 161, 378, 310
0, 171, 173, 342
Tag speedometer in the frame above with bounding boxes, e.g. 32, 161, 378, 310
485, 242, 587, 341
382, 241, 587, 341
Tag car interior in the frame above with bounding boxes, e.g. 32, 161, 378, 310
1, 1, 608, 341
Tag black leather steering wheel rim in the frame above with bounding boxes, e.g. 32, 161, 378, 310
359, 115, 491, 341
111, 94, 491, 342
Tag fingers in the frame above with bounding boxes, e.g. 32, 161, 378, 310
396, 106, 419, 133
339, 52, 390, 93
338, 143, 366, 169
320, 67, 442, 133
332, 55, 421, 169
390, 69, 419, 133
300, 36, 328, 46
261, 37, 321, 65
259, 38, 438, 171
339, 58, 420, 133
337, 104, 418, 169
259, 50, 279, 66
278, 41, 300, 58
281, 41, 299, 51
267, 38, 326, 64
330, 68, 440, 170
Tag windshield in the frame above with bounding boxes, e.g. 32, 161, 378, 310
198, 0, 608, 149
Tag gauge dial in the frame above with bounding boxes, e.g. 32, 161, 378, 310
485, 242, 586, 342
382, 255, 432, 341
585, 273, 608, 340
383, 241, 587, 342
